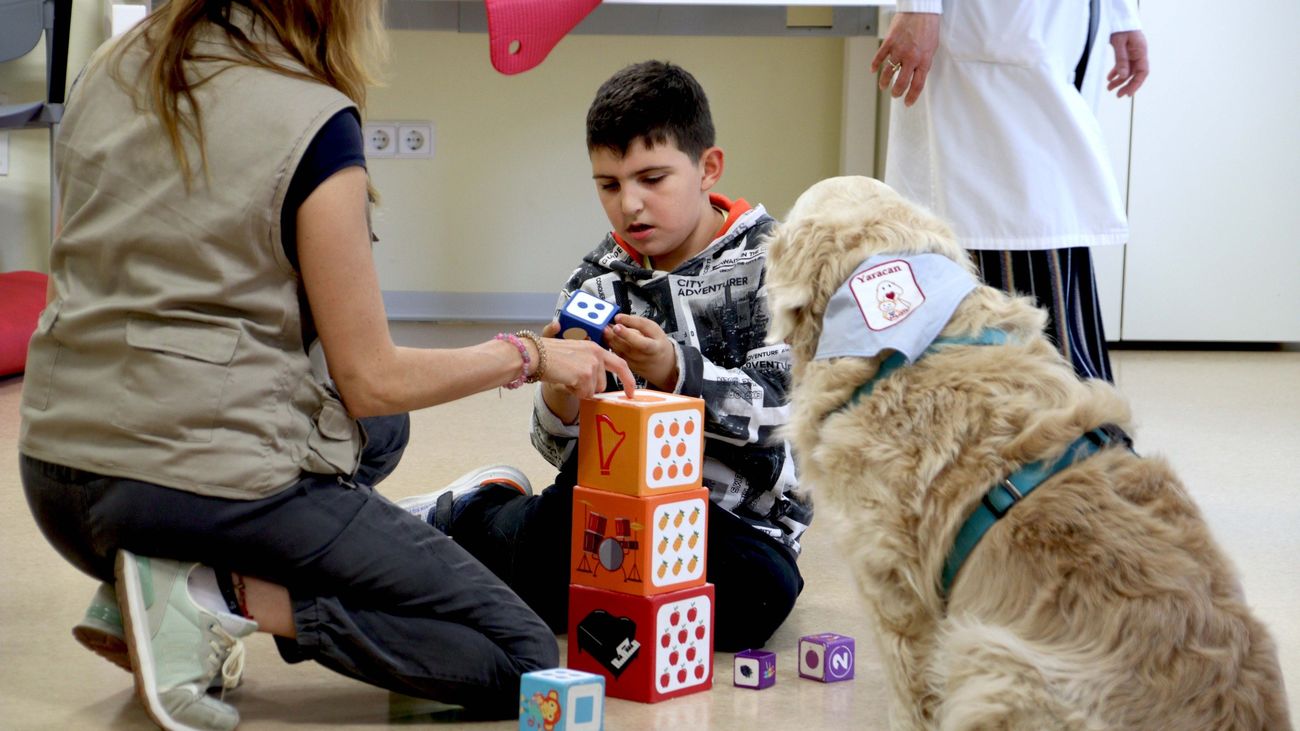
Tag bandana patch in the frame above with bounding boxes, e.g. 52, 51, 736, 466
815, 253, 977, 363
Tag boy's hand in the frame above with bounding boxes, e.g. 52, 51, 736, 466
606, 314, 679, 390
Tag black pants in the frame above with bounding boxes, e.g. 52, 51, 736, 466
21, 414, 556, 718
447, 451, 804, 653
970, 247, 1114, 382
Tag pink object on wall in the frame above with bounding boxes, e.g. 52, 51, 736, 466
484, 0, 601, 75
0, 270, 49, 377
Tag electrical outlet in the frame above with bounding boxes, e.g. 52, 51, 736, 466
362, 122, 396, 159
396, 122, 433, 159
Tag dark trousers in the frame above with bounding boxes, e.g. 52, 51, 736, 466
970, 247, 1114, 382
448, 452, 804, 653
21, 414, 556, 718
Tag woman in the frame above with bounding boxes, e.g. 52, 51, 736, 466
18, 2, 633, 729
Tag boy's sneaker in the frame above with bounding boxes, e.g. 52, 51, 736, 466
73, 582, 131, 672
396, 464, 533, 532
116, 550, 257, 731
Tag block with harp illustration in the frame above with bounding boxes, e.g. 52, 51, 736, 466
577, 390, 705, 497
572, 485, 708, 596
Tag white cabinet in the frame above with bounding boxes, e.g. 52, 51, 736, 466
1101, 0, 1300, 342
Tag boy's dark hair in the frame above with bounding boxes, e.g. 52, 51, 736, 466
586, 60, 715, 162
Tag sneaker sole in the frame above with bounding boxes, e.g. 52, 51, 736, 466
116, 551, 211, 731
72, 625, 131, 672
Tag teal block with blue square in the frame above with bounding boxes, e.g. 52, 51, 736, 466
519, 668, 605, 731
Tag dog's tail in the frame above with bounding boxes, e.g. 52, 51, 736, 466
931, 617, 1102, 731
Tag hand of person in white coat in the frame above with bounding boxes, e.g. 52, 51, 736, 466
1107, 30, 1150, 97
870, 12, 940, 107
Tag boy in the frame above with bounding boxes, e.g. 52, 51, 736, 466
400, 61, 811, 652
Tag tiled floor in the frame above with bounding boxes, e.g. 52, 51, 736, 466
1, 326, 1296, 729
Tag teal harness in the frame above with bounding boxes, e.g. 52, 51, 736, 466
838, 328, 1132, 597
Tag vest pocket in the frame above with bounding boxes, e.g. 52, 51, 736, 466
21, 301, 63, 412
111, 317, 240, 443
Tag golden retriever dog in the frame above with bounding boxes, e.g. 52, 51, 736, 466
765, 176, 1290, 730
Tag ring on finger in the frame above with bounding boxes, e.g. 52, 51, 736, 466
886, 58, 901, 72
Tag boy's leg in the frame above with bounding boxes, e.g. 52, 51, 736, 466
705, 502, 805, 652
444, 452, 581, 633
443, 452, 805, 649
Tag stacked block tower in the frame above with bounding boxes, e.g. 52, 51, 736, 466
565, 389, 715, 703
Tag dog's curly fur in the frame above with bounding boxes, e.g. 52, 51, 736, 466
765, 176, 1291, 730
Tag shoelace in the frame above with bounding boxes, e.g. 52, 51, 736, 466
206, 623, 247, 701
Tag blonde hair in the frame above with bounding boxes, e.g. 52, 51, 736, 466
112, 0, 388, 186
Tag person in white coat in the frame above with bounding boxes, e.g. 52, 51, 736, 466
872, 0, 1149, 381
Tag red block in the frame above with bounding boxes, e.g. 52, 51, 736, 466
571, 485, 708, 597
567, 583, 715, 703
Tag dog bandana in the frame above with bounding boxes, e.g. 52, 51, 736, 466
813, 253, 978, 363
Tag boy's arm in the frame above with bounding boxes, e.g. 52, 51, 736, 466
680, 341, 791, 448
608, 306, 791, 448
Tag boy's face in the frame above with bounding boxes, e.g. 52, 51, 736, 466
590, 136, 724, 271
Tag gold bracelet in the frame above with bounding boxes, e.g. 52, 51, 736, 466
515, 330, 547, 384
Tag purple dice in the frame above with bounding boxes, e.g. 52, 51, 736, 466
733, 649, 776, 690
798, 633, 854, 682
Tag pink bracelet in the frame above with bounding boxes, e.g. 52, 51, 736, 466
495, 332, 531, 389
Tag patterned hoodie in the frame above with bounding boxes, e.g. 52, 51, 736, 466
531, 195, 812, 554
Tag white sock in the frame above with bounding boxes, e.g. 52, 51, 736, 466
187, 566, 251, 633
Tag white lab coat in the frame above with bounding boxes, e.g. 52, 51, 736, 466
885, 0, 1142, 251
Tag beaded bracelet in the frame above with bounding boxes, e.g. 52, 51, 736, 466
514, 330, 548, 384
495, 332, 530, 389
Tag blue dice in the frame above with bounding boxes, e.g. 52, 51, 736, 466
558, 291, 619, 347
519, 668, 605, 731
733, 649, 777, 690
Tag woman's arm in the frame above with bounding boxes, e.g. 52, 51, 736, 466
298, 166, 633, 417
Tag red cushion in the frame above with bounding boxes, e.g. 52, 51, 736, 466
0, 271, 49, 377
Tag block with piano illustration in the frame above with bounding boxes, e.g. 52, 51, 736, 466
567, 583, 715, 704
564, 388, 714, 704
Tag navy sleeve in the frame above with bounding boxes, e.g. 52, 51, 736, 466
281, 108, 366, 269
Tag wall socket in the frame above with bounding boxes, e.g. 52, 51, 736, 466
363, 122, 397, 159
363, 121, 433, 160
396, 123, 433, 158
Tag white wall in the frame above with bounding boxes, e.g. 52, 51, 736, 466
366, 31, 845, 313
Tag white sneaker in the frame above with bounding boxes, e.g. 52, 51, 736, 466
116, 550, 258, 731
396, 464, 533, 530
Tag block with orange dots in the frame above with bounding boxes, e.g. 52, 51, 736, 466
577, 389, 704, 497
572, 485, 708, 597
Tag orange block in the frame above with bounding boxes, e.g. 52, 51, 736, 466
578, 389, 704, 497
572, 485, 708, 596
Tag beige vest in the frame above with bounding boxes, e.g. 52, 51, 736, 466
19, 19, 365, 499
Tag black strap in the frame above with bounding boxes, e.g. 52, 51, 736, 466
1073, 0, 1102, 92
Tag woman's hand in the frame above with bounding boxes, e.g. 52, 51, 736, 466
536, 320, 636, 425
871, 12, 941, 107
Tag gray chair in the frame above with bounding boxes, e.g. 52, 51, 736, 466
0, 0, 72, 130
1, 0, 72, 245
